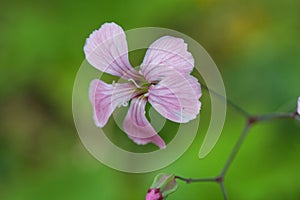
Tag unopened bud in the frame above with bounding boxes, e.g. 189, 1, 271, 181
146, 174, 178, 200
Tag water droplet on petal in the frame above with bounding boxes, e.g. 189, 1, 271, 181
122, 101, 128, 107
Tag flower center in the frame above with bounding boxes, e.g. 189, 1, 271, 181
128, 78, 143, 88
128, 78, 151, 96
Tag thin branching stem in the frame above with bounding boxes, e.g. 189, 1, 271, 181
220, 122, 251, 176
219, 181, 228, 200
256, 112, 296, 122
175, 176, 217, 183
166, 85, 300, 199
201, 84, 251, 117
172, 111, 299, 199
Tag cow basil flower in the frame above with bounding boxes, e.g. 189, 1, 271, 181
85, 22, 201, 148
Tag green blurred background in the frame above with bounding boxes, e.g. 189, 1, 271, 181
1, 0, 300, 199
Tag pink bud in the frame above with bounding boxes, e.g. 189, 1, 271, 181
145, 174, 178, 200
146, 188, 163, 200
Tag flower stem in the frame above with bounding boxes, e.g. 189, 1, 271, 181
201, 83, 251, 117
220, 122, 251, 176
165, 83, 300, 200
219, 181, 228, 200
171, 110, 300, 199
175, 176, 217, 183
256, 112, 296, 122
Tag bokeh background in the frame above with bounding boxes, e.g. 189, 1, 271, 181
1, 0, 300, 199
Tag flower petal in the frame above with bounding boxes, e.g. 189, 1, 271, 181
123, 97, 166, 149
148, 73, 201, 123
146, 188, 163, 200
89, 79, 137, 127
140, 36, 194, 82
84, 22, 141, 79
297, 97, 300, 115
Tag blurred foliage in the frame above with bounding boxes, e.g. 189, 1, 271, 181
0, 0, 300, 199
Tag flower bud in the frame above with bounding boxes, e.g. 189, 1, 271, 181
146, 174, 178, 200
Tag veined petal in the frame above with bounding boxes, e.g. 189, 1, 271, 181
297, 97, 300, 115
123, 97, 166, 149
89, 79, 137, 127
140, 36, 194, 82
188, 76, 202, 99
84, 22, 141, 79
148, 74, 201, 123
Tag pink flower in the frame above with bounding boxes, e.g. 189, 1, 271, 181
297, 97, 300, 115
85, 22, 201, 148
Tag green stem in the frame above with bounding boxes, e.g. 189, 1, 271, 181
256, 112, 296, 122
201, 84, 251, 117
220, 181, 228, 200
220, 122, 251, 176
175, 176, 217, 183
171, 84, 300, 200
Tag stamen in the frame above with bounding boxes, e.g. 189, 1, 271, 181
122, 101, 128, 107
128, 78, 142, 88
